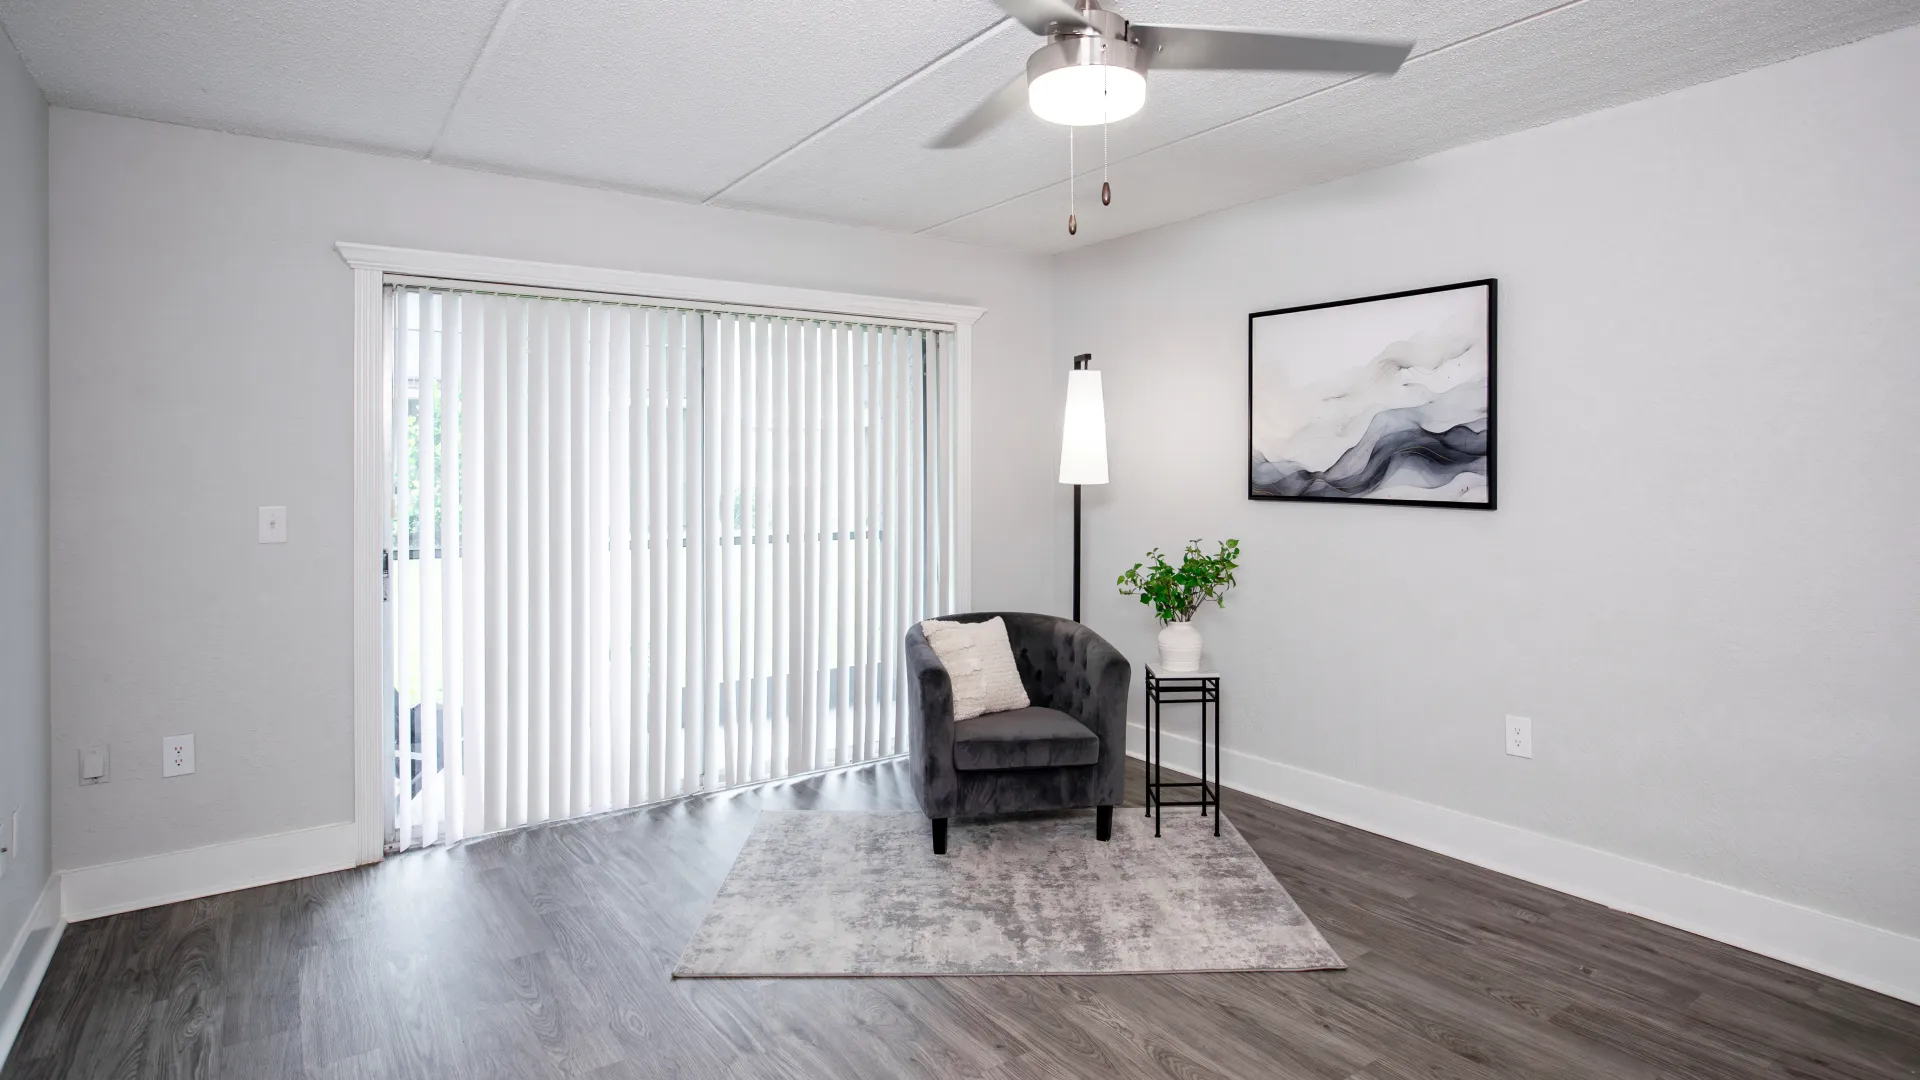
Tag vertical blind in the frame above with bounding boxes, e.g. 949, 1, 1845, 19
385, 283, 956, 851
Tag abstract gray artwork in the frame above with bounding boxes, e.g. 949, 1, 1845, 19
675, 809, 1344, 977
1250, 279, 1496, 508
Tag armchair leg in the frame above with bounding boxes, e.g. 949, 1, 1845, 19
1096, 805, 1113, 842
931, 817, 948, 855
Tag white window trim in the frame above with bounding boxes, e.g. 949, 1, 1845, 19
338, 241, 982, 865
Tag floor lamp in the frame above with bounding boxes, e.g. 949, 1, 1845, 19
1059, 353, 1109, 624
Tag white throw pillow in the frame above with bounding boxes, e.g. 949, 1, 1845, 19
919, 617, 1031, 722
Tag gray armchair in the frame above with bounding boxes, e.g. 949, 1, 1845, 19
905, 612, 1131, 854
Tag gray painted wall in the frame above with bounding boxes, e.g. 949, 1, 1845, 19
48, 108, 1058, 871
0, 22, 50, 951
1054, 25, 1920, 937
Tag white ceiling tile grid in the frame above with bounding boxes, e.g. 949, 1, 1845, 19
429, 0, 1012, 202
710, 0, 1555, 235
926, 0, 1920, 252
0, 0, 512, 154
5, 0, 1915, 250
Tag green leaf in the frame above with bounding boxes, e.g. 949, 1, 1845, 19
1113, 537, 1240, 623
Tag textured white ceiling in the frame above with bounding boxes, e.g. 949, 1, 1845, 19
713, 0, 1555, 233
927, 0, 1920, 251
0, 0, 512, 153
430, 0, 1009, 201
4, 0, 1915, 253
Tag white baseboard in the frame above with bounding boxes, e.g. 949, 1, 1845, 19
1127, 723, 1920, 1006
1, 874, 64, 1067
60, 821, 361, 923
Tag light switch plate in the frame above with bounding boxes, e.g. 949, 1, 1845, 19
163, 734, 196, 777
81, 745, 109, 784
258, 506, 287, 544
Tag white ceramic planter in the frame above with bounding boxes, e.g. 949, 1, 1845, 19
1156, 620, 1204, 672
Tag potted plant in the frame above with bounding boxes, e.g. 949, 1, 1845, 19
1116, 539, 1240, 672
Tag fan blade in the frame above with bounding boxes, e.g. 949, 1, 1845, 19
992, 0, 1093, 36
1134, 25, 1412, 73
927, 74, 1029, 149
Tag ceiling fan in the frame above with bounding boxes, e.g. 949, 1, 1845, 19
931, 0, 1414, 232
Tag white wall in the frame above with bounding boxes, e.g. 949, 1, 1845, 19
1055, 26, 1920, 938
49, 109, 1057, 872
0, 22, 51, 957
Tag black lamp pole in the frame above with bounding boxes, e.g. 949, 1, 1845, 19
1071, 353, 1090, 624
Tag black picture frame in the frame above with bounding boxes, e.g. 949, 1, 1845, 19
1247, 278, 1498, 510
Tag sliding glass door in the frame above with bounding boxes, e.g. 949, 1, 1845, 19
383, 283, 955, 851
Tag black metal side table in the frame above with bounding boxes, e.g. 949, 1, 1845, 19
1144, 661, 1221, 837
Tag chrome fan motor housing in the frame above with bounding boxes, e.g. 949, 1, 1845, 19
1027, 7, 1148, 88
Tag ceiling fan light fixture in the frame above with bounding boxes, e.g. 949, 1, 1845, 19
1029, 63, 1145, 126
929, 0, 1413, 149
1025, 29, 1149, 127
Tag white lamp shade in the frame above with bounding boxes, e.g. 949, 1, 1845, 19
1059, 369, 1109, 485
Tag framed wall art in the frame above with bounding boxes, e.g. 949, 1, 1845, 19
1249, 279, 1496, 509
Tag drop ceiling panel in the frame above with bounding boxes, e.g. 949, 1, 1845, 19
0, 0, 507, 153
929, 0, 1920, 253
710, 0, 1550, 233
429, 0, 1010, 201
5, 0, 1914, 250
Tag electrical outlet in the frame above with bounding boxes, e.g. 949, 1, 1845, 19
1506, 715, 1533, 759
81, 745, 109, 785
163, 734, 196, 777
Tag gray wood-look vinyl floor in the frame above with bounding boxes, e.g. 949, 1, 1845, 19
6, 758, 1917, 1079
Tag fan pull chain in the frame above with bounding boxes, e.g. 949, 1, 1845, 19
1102, 66, 1112, 206
1067, 125, 1077, 236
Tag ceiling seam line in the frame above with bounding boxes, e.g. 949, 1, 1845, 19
915, 0, 1597, 236
701, 17, 1017, 206
425, 0, 527, 161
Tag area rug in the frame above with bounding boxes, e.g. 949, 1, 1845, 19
674, 809, 1344, 977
